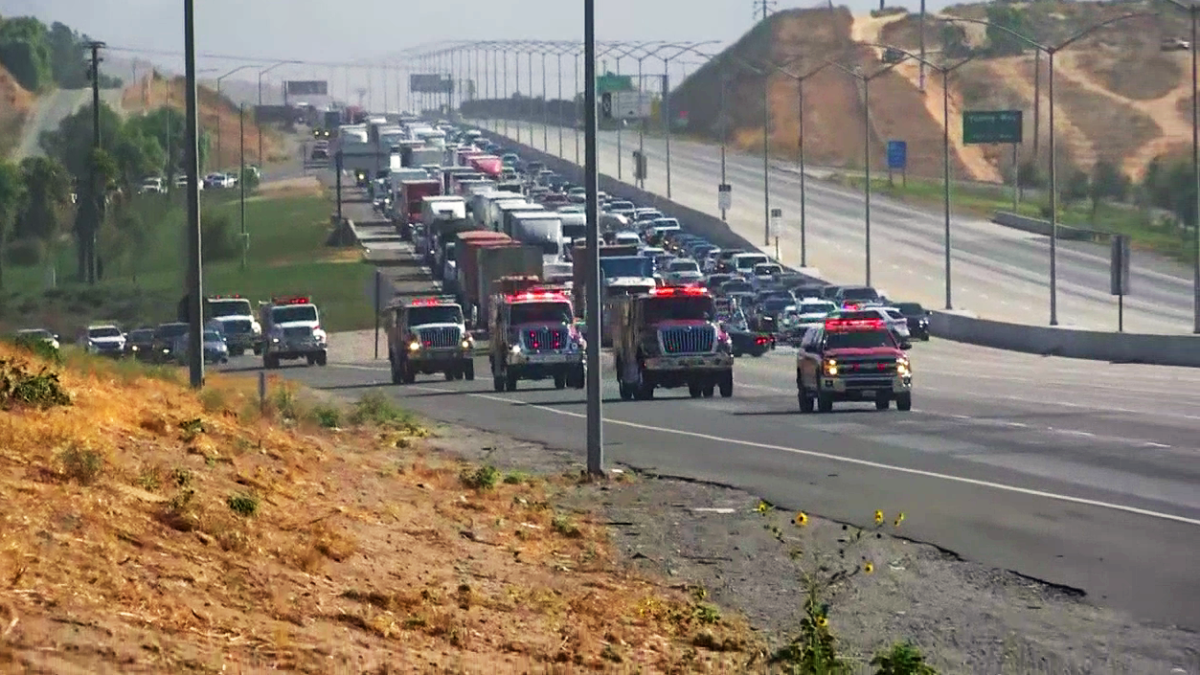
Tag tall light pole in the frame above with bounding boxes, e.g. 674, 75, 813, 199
827, 57, 908, 286
584, 0, 603, 476
656, 42, 719, 200
256, 61, 295, 165
775, 59, 835, 268
1159, 0, 1200, 333
940, 13, 1152, 325
865, 45, 976, 309
215, 65, 254, 171
183, 0, 203, 389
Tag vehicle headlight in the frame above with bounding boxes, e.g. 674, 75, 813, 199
461, 338, 472, 349
823, 358, 838, 376
251, 321, 262, 335
131, 345, 139, 351
896, 358, 910, 376
409, 340, 421, 352
510, 344, 522, 355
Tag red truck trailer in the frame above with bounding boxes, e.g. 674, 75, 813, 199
398, 179, 442, 237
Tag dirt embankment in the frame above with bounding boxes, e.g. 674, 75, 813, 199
123, 73, 286, 168
0, 65, 33, 156
0, 344, 757, 672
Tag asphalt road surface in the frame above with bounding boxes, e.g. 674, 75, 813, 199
478, 119, 1197, 335
210, 170, 1200, 634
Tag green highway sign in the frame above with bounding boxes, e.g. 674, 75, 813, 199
597, 73, 633, 94
963, 110, 1023, 144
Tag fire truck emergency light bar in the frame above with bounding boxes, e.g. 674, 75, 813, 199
649, 286, 708, 297
506, 291, 569, 302
272, 296, 312, 305
824, 318, 885, 331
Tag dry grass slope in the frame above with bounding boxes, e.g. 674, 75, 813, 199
0, 343, 759, 673
122, 73, 285, 168
0, 64, 33, 156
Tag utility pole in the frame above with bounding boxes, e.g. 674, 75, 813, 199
754, 0, 777, 22
183, 0, 205, 389
584, 0, 603, 476
239, 104, 247, 271
84, 40, 105, 285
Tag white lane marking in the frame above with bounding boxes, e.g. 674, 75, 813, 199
398, 384, 1200, 528
1143, 442, 1173, 449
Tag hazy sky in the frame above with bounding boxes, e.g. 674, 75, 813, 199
0, 0, 944, 105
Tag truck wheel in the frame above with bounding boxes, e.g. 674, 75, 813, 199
634, 366, 654, 400
316, 351, 327, 367
798, 384, 814, 413
554, 373, 566, 390
402, 363, 416, 384
702, 384, 715, 398
817, 392, 834, 413
463, 360, 475, 381
688, 383, 701, 398
493, 374, 505, 392
391, 363, 402, 385
875, 395, 890, 411
444, 369, 456, 381
896, 393, 912, 411
618, 381, 634, 400
505, 370, 519, 392
718, 372, 733, 398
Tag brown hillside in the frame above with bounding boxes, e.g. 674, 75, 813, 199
0, 64, 33, 156
674, 1, 1199, 182
122, 72, 285, 167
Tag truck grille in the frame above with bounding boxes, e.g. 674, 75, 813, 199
418, 326, 461, 348
659, 326, 715, 355
283, 326, 313, 339
838, 358, 897, 375
223, 319, 252, 334
523, 327, 568, 352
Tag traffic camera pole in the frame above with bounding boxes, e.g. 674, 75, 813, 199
183, 0, 205, 388
584, 0, 604, 477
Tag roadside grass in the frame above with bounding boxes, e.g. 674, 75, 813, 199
838, 174, 1191, 262
0, 183, 377, 334
0, 339, 760, 670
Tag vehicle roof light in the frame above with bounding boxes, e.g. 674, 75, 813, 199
824, 318, 886, 331
273, 295, 311, 305
649, 286, 709, 297
506, 291, 569, 302
409, 298, 444, 306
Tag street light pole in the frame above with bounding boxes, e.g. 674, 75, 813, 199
183, 0, 204, 389
776, 60, 835, 267
583, 0, 604, 477
256, 61, 294, 166
719, 71, 728, 222
940, 12, 1151, 325
216, 65, 253, 171
1162, 0, 1200, 333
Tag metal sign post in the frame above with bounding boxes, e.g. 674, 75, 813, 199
886, 140, 907, 187
770, 208, 783, 260
718, 183, 732, 219
373, 270, 382, 359
1111, 234, 1131, 332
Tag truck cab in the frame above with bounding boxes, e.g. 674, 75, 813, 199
259, 296, 328, 369
388, 297, 473, 384
205, 294, 262, 356
613, 286, 734, 401
795, 316, 912, 413
489, 289, 585, 392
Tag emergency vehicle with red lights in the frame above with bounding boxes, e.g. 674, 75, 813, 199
795, 316, 912, 413
258, 295, 328, 369
489, 288, 585, 392
613, 285, 734, 401
387, 296, 474, 384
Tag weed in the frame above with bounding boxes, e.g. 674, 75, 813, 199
0, 358, 71, 409
460, 465, 499, 491
227, 492, 259, 517
171, 467, 193, 488
136, 469, 161, 492
59, 445, 103, 485
9, 334, 63, 364
502, 471, 528, 485
871, 641, 938, 675
551, 514, 581, 539
311, 405, 342, 429
178, 417, 205, 441
693, 603, 721, 625
162, 488, 200, 532
404, 615, 428, 629
272, 386, 301, 420
198, 387, 227, 413
348, 391, 411, 427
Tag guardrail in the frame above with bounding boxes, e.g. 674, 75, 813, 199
992, 211, 1109, 243
476, 126, 1200, 368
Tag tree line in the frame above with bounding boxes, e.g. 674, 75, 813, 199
0, 15, 122, 92
0, 100, 255, 289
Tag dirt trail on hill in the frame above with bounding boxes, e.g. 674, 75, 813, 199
1057, 51, 1188, 178
989, 56, 1097, 167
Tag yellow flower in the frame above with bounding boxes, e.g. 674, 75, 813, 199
756, 500, 769, 514
794, 512, 808, 526
874, 510, 884, 525
863, 562, 875, 574
816, 616, 828, 627
894, 512, 905, 527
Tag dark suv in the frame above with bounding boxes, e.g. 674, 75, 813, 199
151, 322, 190, 363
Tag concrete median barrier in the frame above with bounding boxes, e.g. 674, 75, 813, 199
992, 211, 1108, 243
930, 310, 1200, 367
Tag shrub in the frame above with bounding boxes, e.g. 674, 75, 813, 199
201, 213, 239, 262
5, 237, 46, 266
226, 492, 259, 517
0, 358, 70, 409
59, 445, 103, 485
348, 391, 410, 427
311, 405, 342, 429
460, 465, 499, 490
9, 333, 62, 364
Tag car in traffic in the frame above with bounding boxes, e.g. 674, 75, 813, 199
79, 324, 126, 357
152, 321, 190, 363
893, 301, 932, 341
15, 328, 60, 351
125, 328, 156, 360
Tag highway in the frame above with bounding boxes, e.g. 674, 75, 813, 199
480, 119, 1197, 335
277, 338, 1200, 631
